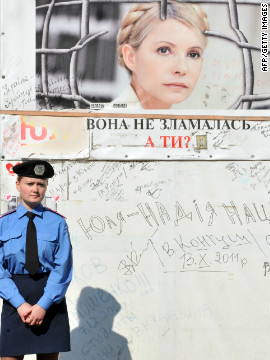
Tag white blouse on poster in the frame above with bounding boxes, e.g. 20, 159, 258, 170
111, 84, 142, 110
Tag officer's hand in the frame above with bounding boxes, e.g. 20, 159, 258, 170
17, 302, 32, 323
24, 304, 46, 326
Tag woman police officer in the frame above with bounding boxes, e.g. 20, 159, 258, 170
0, 160, 72, 360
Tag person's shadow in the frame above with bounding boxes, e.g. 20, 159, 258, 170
60, 287, 132, 360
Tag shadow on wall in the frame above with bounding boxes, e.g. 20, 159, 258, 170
60, 287, 132, 360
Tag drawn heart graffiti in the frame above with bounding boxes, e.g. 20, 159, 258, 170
52, 194, 61, 203
6, 162, 21, 175
3, 193, 12, 201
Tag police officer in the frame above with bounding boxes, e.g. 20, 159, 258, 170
0, 160, 73, 360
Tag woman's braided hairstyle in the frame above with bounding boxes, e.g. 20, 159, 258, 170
117, 1, 209, 73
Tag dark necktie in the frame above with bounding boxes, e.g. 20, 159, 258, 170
25, 212, 40, 276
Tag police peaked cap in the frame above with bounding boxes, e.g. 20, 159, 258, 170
13, 160, 54, 179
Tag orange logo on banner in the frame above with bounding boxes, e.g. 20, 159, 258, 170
21, 116, 56, 142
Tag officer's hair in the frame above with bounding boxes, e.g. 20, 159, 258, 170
17, 176, 48, 183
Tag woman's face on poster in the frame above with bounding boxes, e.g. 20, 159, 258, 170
123, 19, 204, 109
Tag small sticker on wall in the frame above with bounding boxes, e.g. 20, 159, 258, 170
3, 195, 18, 211
52, 194, 61, 203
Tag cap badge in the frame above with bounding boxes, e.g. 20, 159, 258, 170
34, 164, 45, 176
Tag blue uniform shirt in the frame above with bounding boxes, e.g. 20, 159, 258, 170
0, 202, 73, 310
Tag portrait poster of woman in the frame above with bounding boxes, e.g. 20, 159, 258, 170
33, 0, 269, 112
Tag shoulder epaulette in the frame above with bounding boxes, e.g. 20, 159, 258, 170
0, 208, 17, 218
44, 207, 66, 218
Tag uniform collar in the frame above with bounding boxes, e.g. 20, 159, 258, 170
17, 202, 44, 219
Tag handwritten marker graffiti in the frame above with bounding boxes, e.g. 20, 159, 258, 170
263, 262, 270, 276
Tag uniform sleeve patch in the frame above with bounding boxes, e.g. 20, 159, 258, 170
0, 209, 17, 218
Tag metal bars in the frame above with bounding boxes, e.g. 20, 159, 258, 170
36, 0, 270, 109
